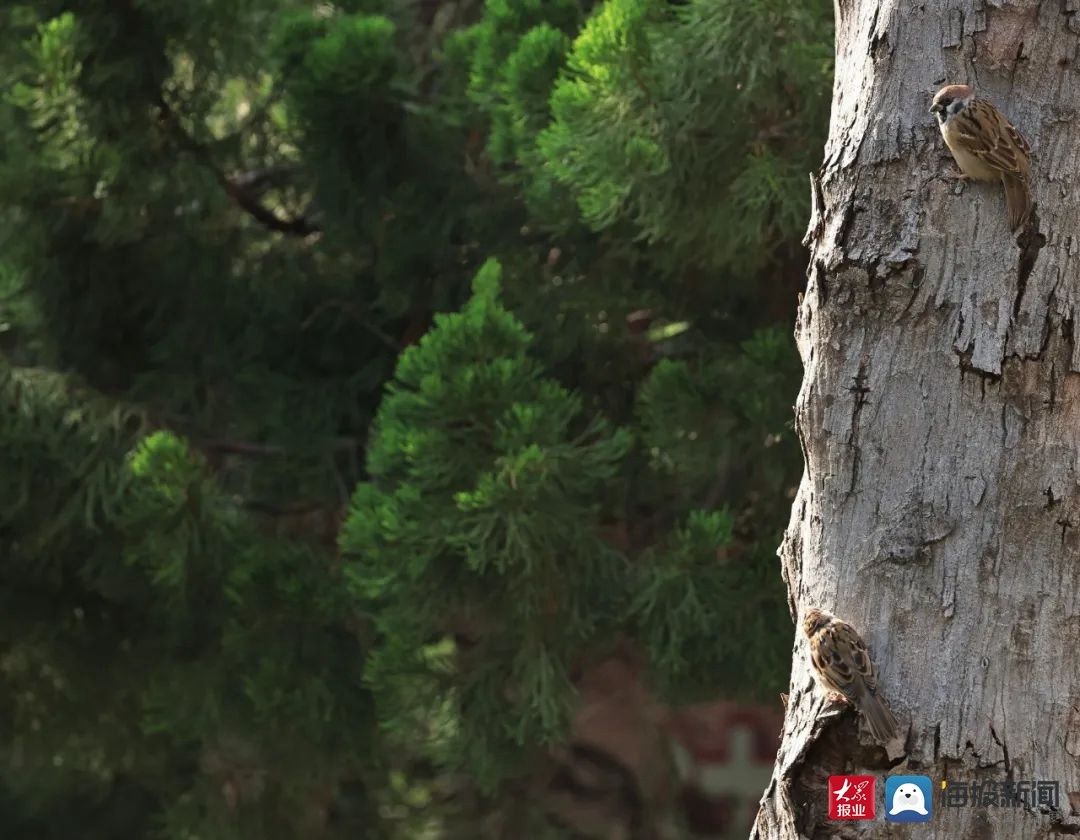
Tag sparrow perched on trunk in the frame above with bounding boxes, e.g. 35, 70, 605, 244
930, 84, 1033, 231
802, 607, 899, 743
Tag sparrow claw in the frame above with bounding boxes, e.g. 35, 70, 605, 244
826, 691, 851, 707
943, 170, 970, 196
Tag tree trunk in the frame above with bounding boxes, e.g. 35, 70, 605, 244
753, 1, 1080, 836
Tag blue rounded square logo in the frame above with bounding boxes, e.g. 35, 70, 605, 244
885, 775, 933, 822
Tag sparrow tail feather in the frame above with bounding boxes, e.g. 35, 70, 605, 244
858, 688, 898, 743
1003, 174, 1031, 231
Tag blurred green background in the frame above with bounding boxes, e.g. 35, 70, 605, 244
0, 0, 831, 836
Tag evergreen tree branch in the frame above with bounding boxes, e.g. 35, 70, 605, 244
627, 58, 656, 110
156, 96, 321, 237
199, 436, 360, 457
301, 298, 403, 351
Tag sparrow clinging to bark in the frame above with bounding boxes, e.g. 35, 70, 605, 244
930, 84, 1033, 231
802, 607, 899, 743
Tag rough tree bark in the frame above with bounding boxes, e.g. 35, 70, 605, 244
753, 1, 1080, 837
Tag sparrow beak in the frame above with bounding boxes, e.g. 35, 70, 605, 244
929, 103, 942, 114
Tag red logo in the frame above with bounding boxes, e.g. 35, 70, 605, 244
828, 775, 876, 820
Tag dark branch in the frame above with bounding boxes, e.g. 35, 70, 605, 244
156, 96, 320, 237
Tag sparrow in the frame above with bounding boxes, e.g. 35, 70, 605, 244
930, 84, 1033, 231
802, 607, 899, 743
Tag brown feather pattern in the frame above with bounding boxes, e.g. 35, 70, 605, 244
931, 84, 1033, 230
802, 608, 899, 743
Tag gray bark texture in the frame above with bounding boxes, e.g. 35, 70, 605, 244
752, 0, 1080, 837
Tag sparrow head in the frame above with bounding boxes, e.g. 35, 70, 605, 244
930, 84, 975, 123
802, 607, 833, 637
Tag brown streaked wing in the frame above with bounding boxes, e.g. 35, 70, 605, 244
836, 623, 878, 690
956, 101, 1029, 177
1005, 122, 1032, 176
823, 626, 857, 688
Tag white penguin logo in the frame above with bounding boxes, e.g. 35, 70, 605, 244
889, 782, 928, 815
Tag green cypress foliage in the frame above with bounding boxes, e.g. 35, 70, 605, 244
0, 366, 376, 838
539, 0, 832, 273
1, 0, 831, 834
341, 260, 631, 791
